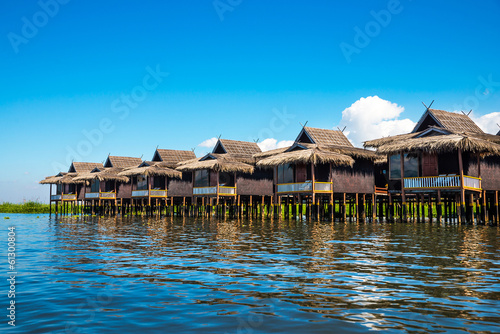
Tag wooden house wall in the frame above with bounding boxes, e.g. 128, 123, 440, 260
77, 185, 85, 200
467, 156, 500, 191
117, 182, 132, 198
168, 180, 193, 197
331, 159, 374, 193
237, 168, 273, 196
296, 164, 307, 182
236, 177, 273, 196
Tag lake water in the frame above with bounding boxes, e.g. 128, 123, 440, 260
2, 213, 500, 333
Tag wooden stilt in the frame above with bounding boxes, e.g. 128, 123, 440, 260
342, 193, 346, 222
437, 190, 442, 223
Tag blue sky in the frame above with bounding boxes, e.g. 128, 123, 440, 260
1, 0, 500, 203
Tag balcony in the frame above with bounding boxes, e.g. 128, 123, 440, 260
132, 189, 168, 197
193, 186, 217, 195
51, 194, 61, 201
51, 194, 77, 201
218, 186, 236, 195
276, 181, 332, 194
375, 186, 388, 195
403, 175, 481, 191
85, 192, 116, 199
193, 186, 236, 196
62, 194, 77, 201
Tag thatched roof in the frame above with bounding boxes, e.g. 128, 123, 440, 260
69, 162, 104, 173
364, 131, 423, 148
376, 134, 500, 155
311, 144, 379, 160
118, 163, 182, 178
104, 156, 142, 168
39, 175, 62, 184
58, 173, 84, 184
413, 109, 484, 134
39, 173, 86, 185
73, 168, 129, 183
254, 146, 291, 160
153, 149, 196, 168
214, 139, 262, 156
256, 146, 354, 168
176, 154, 255, 174
299, 127, 353, 147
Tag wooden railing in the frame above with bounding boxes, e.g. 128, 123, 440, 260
375, 186, 388, 195
314, 182, 332, 192
404, 175, 481, 190
85, 192, 116, 199
463, 176, 481, 190
132, 190, 149, 197
277, 181, 333, 193
150, 189, 167, 197
62, 194, 77, 201
51, 194, 61, 201
277, 181, 313, 193
132, 189, 168, 197
193, 186, 217, 195
219, 186, 236, 195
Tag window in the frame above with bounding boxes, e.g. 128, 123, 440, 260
277, 164, 295, 184
105, 181, 114, 192
137, 175, 147, 190
90, 180, 100, 193
194, 170, 209, 187
56, 184, 62, 194
389, 154, 419, 179
219, 172, 234, 186
153, 176, 165, 189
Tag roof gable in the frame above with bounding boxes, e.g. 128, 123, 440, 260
285, 143, 308, 152
414, 127, 452, 138
412, 109, 483, 134
200, 153, 216, 161
104, 156, 142, 168
296, 127, 353, 147
213, 139, 261, 156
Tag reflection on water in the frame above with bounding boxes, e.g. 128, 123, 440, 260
6, 214, 500, 333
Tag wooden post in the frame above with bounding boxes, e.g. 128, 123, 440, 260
437, 190, 442, 223
496, 191, 499, 225
458, 148, 466, 223
355, 193, 359, 222
470, 193, 475, 224
371, 194, 376, 222
342, 193, 346, 222
400, 152, 407, 222
481, 191, 487, 224
49, 184, 52, 216
216, 171, 220, 205
311, 162, 316, 215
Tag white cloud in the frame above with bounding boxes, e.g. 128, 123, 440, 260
339, 96, 415, 146
198, 137, 218, 149
258, 138, 294, 152
470, 111, 500, 134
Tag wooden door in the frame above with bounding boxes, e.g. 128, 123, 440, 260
422, 153, 438, 176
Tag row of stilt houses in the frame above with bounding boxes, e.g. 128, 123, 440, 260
40, 107, 500, 224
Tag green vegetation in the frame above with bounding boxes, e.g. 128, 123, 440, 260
0, 201, 51, 214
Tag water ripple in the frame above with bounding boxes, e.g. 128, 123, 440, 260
3, 214, 500, 333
